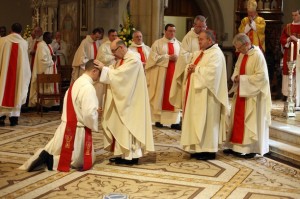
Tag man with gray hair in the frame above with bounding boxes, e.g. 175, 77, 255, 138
223, 33, 271, 159
181, 30, 229, 160
170, 15, 208, 110
129, 30, 151, 68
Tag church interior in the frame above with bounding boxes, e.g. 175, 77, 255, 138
0, 0, 300, 198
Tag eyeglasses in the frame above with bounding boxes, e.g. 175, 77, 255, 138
235, 43, 246, 51
111, 46, 120, 53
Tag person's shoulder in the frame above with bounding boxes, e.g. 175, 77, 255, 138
153, 38, 163, 44
0, 36, 6, 46
205, 44, 223, 57
127, 50, 139, 59
144, 44, 151, 50
184, 30, 196, 38
174, 38, 181, 44
256, 16, 266, 22
126, 50, 142, 63
241, 17, 249, 21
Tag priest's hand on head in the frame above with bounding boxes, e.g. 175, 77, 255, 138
93, 60, 104, 70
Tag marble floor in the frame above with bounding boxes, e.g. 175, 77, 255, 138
0, 102, 299, 199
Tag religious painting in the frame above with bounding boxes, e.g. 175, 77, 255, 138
186, 18, 193, 33
59, 0, 79, 65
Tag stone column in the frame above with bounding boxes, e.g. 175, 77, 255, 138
130, 0, 165, 46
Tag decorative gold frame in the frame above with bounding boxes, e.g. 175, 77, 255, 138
81, 0, 88, 31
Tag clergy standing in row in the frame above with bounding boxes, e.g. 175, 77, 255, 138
20, 59, 102, 172
145, 24, 182, 130
28, 32, 58, 108
98, 39, 154, 165
170, 15, 206, 109
224, 33, 271, 158
0, 23, 31, 126
129, 30, 151, 68
181, 30, 229, 160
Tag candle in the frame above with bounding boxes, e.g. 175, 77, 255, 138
290, 42, 294, 61
297, 39, 300, 55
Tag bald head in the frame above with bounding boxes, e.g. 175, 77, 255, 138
111, 38, 121, 49
110, 39, 127, 59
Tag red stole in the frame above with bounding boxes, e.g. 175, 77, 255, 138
2, 43, 19, 107
119, 59, 124, 66
137, 46, 146, 63
110, 58, 124, 152
183, 51, 204, 116
162, 42, 176, 111
93, 42, 97, 59
57, 84, 93, 171
30, 40, 39, 71
47, 45, 58, 102
230, 54, 248, 144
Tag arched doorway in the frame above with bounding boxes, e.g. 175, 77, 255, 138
164, 0, 224, 42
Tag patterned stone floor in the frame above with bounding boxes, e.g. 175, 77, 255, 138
0, 111, 300, 199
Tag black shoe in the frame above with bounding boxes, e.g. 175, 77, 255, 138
195, 152, 216, 160
116, 158, 139, 165
9, 117, 18, 126
43, 152, 54, 171
0, 116, 6, 126
155, 122, 164, 128
190, 153, 200, 159
109, 157, 139, 165
109, 157, 122, 163
223, 149, 234, 155
171, 123, 181, 130
234, 153, 256, 159
28, 150, 53, 172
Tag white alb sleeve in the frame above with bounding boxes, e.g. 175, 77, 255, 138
99, 66, 111, 84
